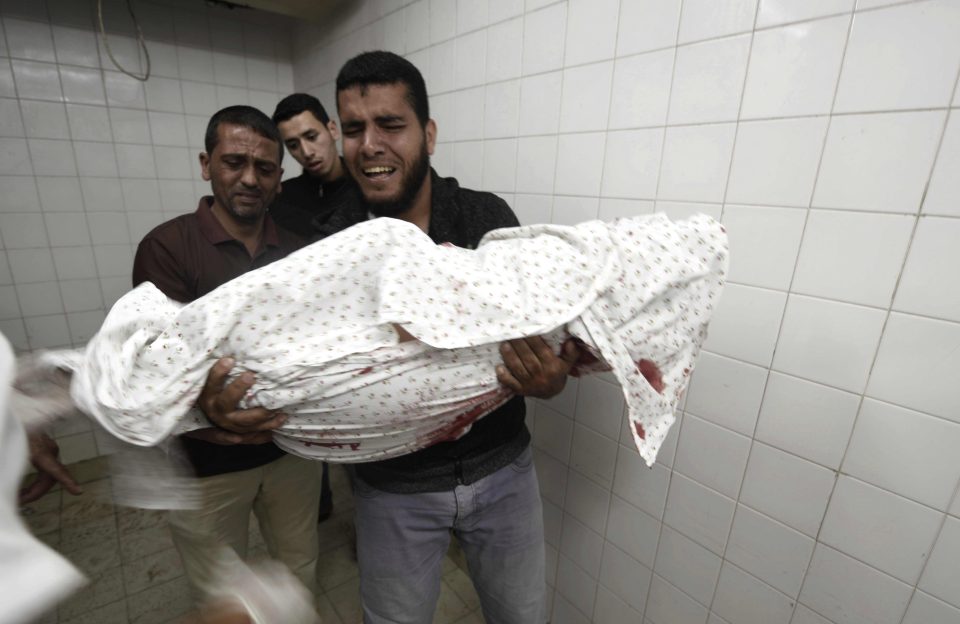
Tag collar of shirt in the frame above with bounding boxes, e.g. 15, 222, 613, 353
316, 169, 460, 241
291, 159, 351, 199
425, 169, 462, 244
320, 161, 350, 197
195, 196, 282, 252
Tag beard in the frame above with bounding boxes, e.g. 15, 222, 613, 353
362, 146, 431, 218
223, 194, 268, 224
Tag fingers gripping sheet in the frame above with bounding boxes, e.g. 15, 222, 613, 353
40, 214, 728, 466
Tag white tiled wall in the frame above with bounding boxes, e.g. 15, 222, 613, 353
294, 1, 960, 622
0, 0, 294, 459
3, 0, 959, 620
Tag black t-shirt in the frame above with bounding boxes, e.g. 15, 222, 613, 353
316, 170, 531, 493
271, 164, 359, 238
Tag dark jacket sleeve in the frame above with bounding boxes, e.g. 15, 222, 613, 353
462, 189, 521, 245
486, 194, 521, 229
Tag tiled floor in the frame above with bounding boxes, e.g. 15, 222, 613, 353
21, 457, 486, 624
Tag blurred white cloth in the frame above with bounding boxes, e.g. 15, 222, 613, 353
38, 214, 728, 466
0, 333, 86, 624
205, 548, 320, 624
2, 336, 315, 623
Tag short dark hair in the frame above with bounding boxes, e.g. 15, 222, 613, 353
272, 93, 331, 126
205, 105, 283, 164
335, 51, 429, 126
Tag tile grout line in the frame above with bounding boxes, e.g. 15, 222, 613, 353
0, 16, 38, 349
702, 0, 771, 616
536, 1, 572, 617
581, 0, 628, 615
889, 53, 960, 624
66, 0, 114, 351
637, 0, 685, 620
767, 1, 860, 618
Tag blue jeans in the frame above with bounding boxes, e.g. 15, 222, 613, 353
353, 446, 546, 624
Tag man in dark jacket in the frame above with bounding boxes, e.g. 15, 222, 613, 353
270, 93, 359, 236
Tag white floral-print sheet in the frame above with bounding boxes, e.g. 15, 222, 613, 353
41, 213, 728, 466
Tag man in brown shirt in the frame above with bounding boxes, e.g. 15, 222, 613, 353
131, 105, 321, 603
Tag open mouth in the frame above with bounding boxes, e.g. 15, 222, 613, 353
363, 165, 396, 180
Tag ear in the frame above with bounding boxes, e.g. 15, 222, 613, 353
327, 120, 340, 142
199, 152, 212, 181
425, 118, 437, 156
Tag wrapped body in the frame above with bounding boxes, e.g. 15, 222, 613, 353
40, 213, 728, 466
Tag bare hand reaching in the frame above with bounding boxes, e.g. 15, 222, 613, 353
19, 431, 82, 505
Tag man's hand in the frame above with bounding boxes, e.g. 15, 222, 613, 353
183, 428, 274, 445
496, 336, 580, 399
197, 358, 286, 434
19, 431, 83, 505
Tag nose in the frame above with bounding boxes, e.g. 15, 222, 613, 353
240, 163, 258, 187
302, 141, 317, 160
360, 128, 383, 158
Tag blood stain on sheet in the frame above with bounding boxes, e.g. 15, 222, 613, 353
635, 422, 646, 440
637, 359, 664, 394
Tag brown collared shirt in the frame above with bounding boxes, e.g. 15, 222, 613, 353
132, 197, 306, 477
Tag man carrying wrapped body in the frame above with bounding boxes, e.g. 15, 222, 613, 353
29, 211, 728, 469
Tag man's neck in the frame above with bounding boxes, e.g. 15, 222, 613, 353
210, 201, 264, 256
315, 157, 345, 186
398, 173, 432, 233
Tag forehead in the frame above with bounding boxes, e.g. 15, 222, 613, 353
276, 111, 326, 139
214, 123, 280, 163
337, 83, 416, 120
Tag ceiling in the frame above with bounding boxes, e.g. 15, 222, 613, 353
211, 0, 346, 22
